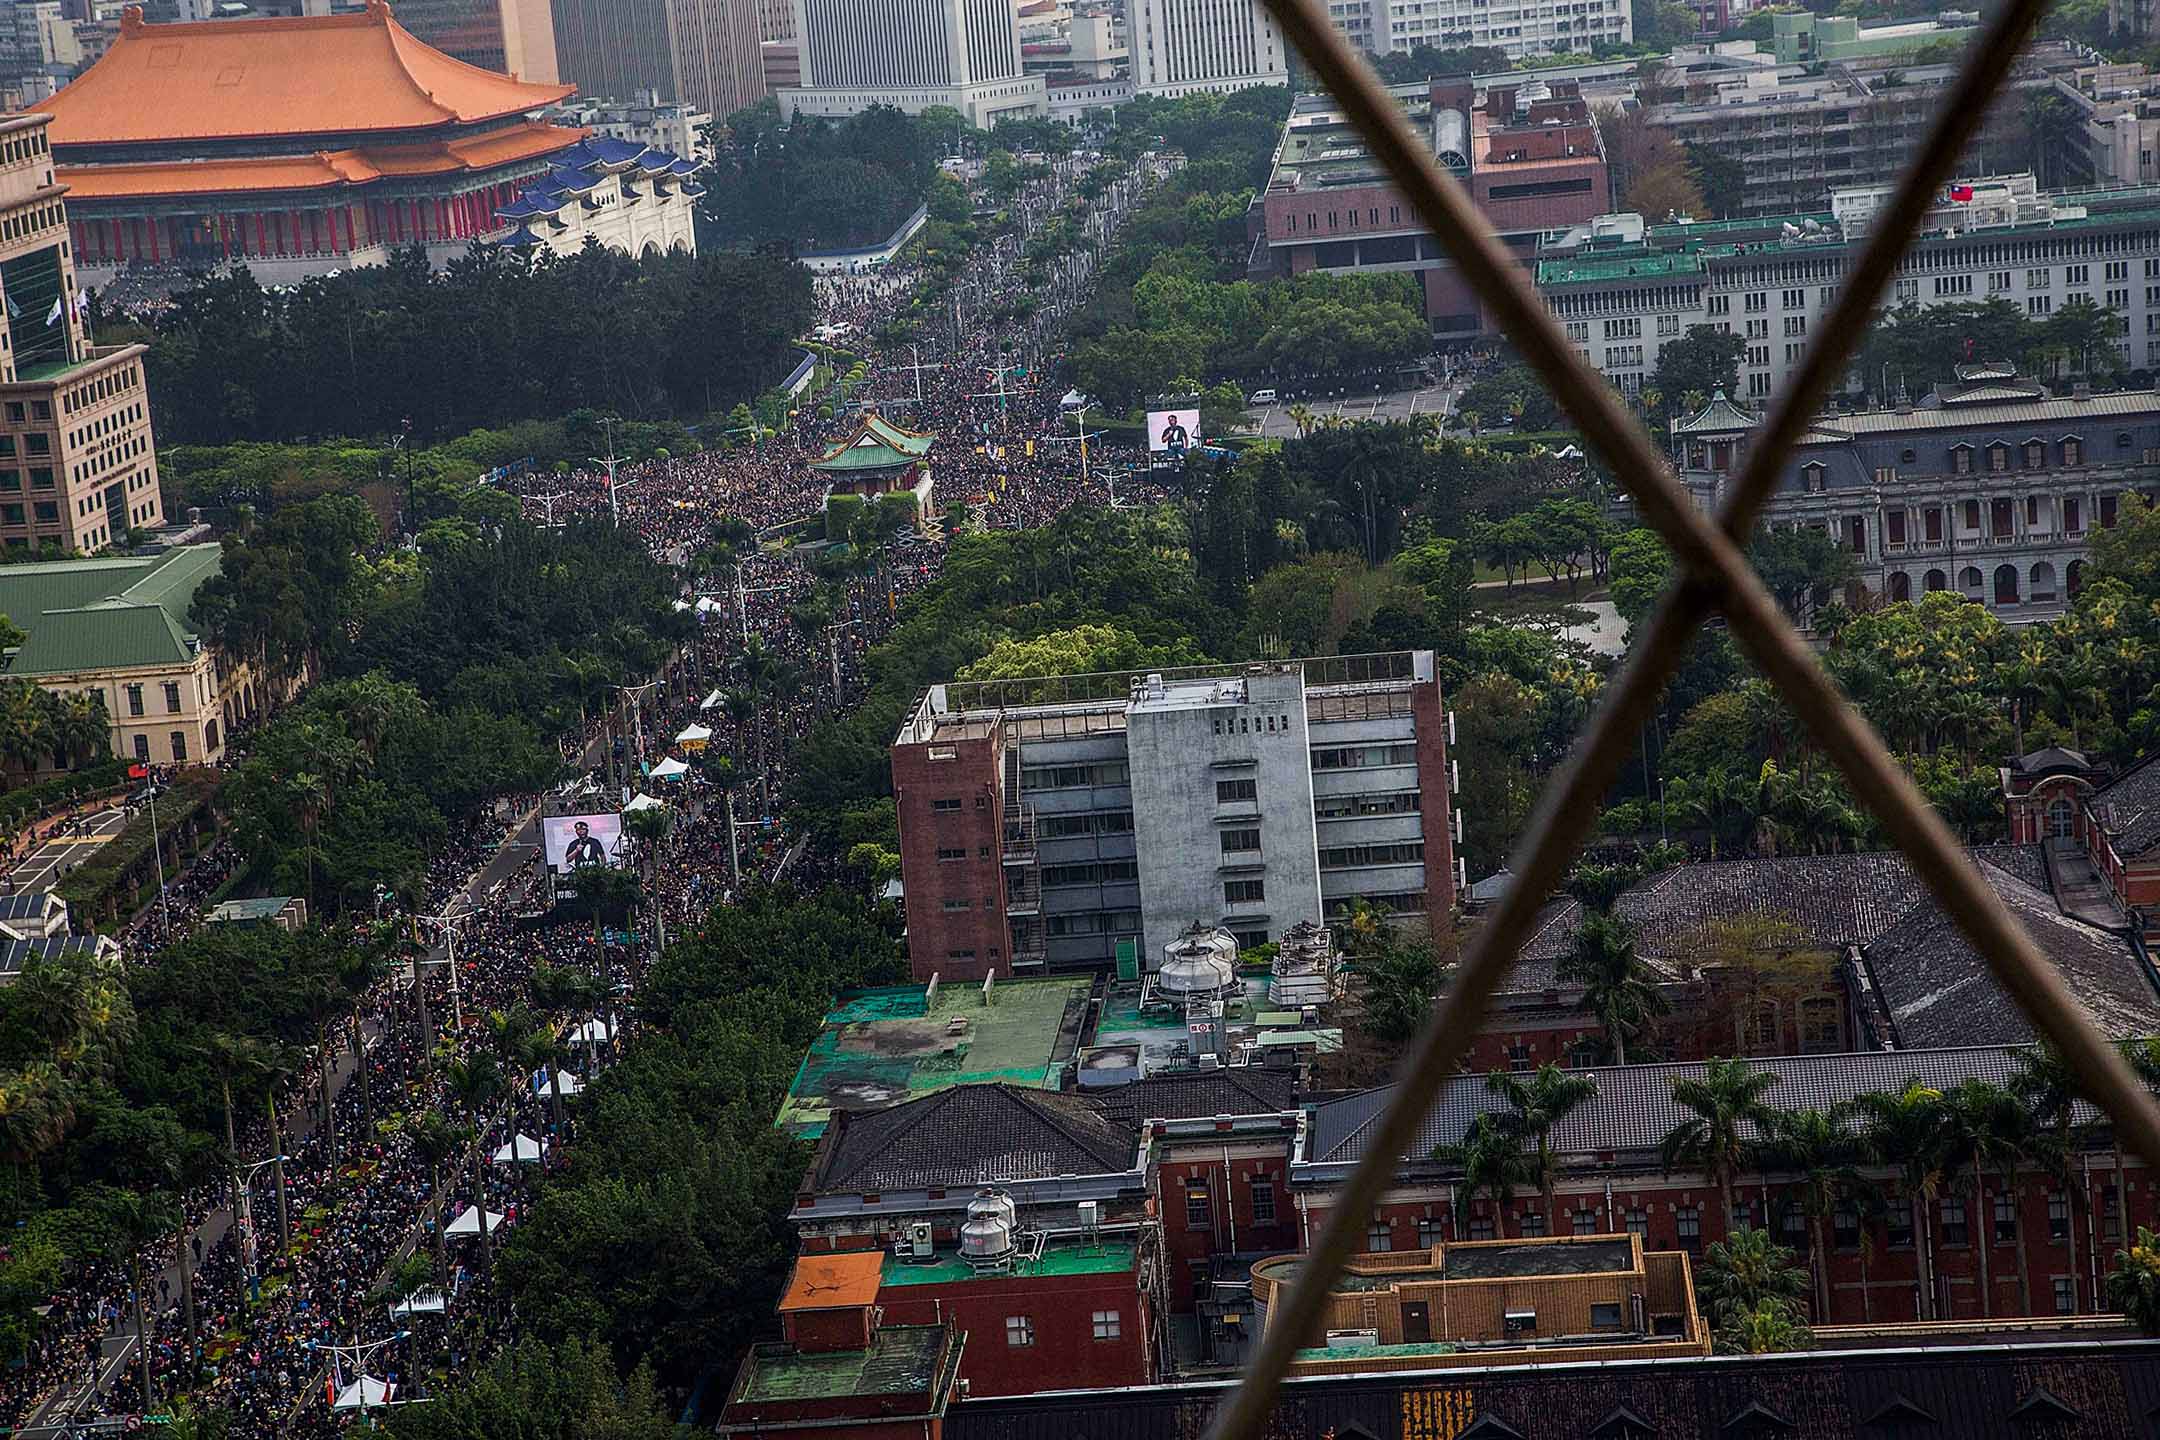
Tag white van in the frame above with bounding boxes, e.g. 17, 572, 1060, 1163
1249, 388, 1278, 406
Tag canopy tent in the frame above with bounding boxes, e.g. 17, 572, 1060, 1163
695, 596, 725, 614
533, 1069, 587, 1096
699, 689, 724, 710
390, 1292, 447, 1316
670, 599, 693, 613
492, 1134, 545, 1165
571, 1017, 616, 1042
675, 723, 713, 744
623, 793, 665, 813
650, 758, 690, 780
332, 1377, 397, 1410
446, 1206, 507, 1237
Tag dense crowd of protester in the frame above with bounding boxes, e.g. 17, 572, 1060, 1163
2, 149, 1173, 1436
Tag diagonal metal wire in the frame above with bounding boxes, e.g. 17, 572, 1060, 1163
1208, 2, 2160, 1434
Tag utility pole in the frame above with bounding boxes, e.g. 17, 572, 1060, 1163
590, 419, 634, 529
613, 681, 662, 785
142, 775, 169, 933
732, 572, 788, 648
1047, 405, 1103, 486
522, 490, 571, 528
414, 906, 471, 1030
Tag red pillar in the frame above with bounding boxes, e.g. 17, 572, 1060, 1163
147, 216, 159, 262
111, 218, 122, 259
219, 214, 230, 259
255, 212, 268, 256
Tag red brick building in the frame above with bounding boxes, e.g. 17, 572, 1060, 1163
1252, 77, 1610, 336
2066, 751, 2160, 937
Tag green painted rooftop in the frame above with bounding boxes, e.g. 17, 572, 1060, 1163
881, 1241, 1137, 1287
1296, 1339, 1460, 1361
775, 976, 1091, 1139
736, 1326, 950, 1404
811, 414, 935, 473
0, 545, 223, 677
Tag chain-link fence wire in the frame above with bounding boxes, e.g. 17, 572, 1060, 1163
1206, 3, 2160, 1435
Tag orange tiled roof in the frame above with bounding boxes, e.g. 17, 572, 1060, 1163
776, 1251, 884, 1312
54, 122, 582, 200
33, 0, 575, 148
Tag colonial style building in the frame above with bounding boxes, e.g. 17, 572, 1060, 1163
40, 2, 585, 284
1667, 369, 2160, 621
0, 545, 292, 764
1538, 176, 2160, 400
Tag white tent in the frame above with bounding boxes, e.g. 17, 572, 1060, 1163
492, 1134, 546, 1165
624, 793, 665, 813
699, 689, 724, 710
670, 599, 693, 613
650, 757, 690, 780
332, 1377, 397, 1410
446, 1206, 507, 1237
572, 1018, 616, 1043
391, 1292, 448, 1316
533, 1069, 587, 1097
695, 596, 725, 614
675, 723, 713, 744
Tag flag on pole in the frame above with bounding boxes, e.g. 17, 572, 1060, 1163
43, 295, 62, 326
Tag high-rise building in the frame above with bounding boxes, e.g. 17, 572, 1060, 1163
0, 113, 159, 555
551, 0, 765, 122
393, 0, 560, 82
757, 0, 791, 42
1125, 0, 1285, 96
889, 652, 1457, 982
781, 0, 1044, 126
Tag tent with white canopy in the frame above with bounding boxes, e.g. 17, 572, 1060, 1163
650, 757, 690, 780
674, 723, 713, 744
699, 689, 724, 710
571, 1018, 616, 1043
332, 1377, 397, 1410
390, 1292, 447, 1316
533, 1069, 586, 1097
492, 1134, 546, 1165
623, 793, 665, 813
446, 1206, 507, 1237
670, 600, 693, 613
695, 596, 724, 614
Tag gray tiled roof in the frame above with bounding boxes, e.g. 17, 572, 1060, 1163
1506, 849, 2028, 991
1816, 389, 2159, 435
2094, 752, 2160, 859
809, 1083, 1137, 1193
1093, 1068, 1295, 1125
1860, 857, 2160, 1049
1302, 1046, 2042, 1169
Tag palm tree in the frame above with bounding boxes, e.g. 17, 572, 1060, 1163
1436, 1114, 1531, 1239
1485, 1065, 1598, 1232
1556, 912, 1666, 1066
1758, 1105, 1860, 1322
54, 690, 107, 769
1662, 1058, 1780, 1234
2107, 1227, 2160, 1334
444, 1054, 503, 1278
373, 1251, 440, 1394
1718, 1296, 1814, 1354
1937, 1078, 2033, 1317
89, 1186, 184, 1413
1852, 1080, 1949, 1319
407, 1114, 463, 1282
518, 1025, 569, 1133
2014, 1042, 2089, 1313
1699, 1225, 1810, 1326
698, 751, 745, 889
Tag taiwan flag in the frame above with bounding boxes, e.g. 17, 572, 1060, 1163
1950, 184, 1975, 202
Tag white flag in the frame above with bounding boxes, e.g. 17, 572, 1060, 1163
43, 296, 61, 326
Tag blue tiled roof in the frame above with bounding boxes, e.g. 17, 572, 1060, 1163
496, 194, 560, 220
501, 224, 546, 250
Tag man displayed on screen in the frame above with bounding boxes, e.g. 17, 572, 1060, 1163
1159, 415, 1189, 452
563, 820, 606, 868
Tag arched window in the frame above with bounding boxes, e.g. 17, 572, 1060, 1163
2047, 796, 2076, 839
2061, 435, 2085, 466
2031, 561, 2058, 602
1987, 441, 2010, 472
2025, 438, 2046, 468
1924, 568, 1947, 592
1888, 571, 1911, 602
2069, 558, 2085, 595
1959, 566, 1985, 599
1994, 564, 2021, 605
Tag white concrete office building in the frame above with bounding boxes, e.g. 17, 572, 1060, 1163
1127, 0, 1287, 97
781, 0, 1045, 124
